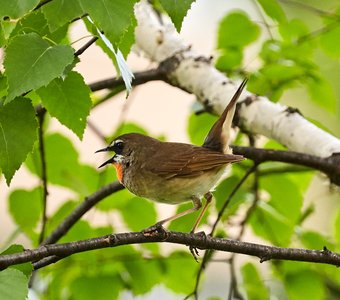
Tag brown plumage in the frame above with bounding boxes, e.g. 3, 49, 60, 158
96, 78, 247, 232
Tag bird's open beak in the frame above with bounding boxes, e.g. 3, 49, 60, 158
98, 156, 115, 168
96, 146, 116, 168
95, 146, 113, 153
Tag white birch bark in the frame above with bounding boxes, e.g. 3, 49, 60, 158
134, 1, 340, 157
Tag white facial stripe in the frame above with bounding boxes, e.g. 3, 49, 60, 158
110, 139, 123, 147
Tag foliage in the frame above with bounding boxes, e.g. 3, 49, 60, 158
0, 1, 339, 300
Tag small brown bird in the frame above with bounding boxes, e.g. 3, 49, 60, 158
96, 79, 247, 233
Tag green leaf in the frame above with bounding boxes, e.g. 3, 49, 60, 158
279, 19, 309, 42
262, 62, 304, 81
96, 188, 133, 211
217, 11, 260, 49
306, 76, 336, 112
168, 201, 208, 232
10, 10, 68, 44
264, 139, 287, 150
320, 26, 340, 57
0, 97, 38, 185
4, 32, 74, 102
1, 245, 33, 277
121, 197, 157, 231
26, 133, 98, 195
83, 15, 135, 94
45, 200, 78, 236
159, 0, 195, 32
82, 17, 117, 64
117, 15, 137, 58
187, 112, 217, 145
259, 40, 282, 63
60, 220, 94, 243
0, 268, 28, 300
0, 0, 39, 19
0, 74, 8, 99
79, 0, 137, 48
215, 49, 243, 72
257, 0, 286, 23
299, 231, 333, 250
164, 251, 198, 293
285, 270, 325, 300
241, 263, 269, 300
214, 176, 248, 218
0, 19, 16, 46
42, 0, 84, 32
247, 73, 272, 97
70, 274, 121, 300
37, 71, 92, 139
249, 174, 302, 246
124, 258, 162, 295
9, 187, 42, 240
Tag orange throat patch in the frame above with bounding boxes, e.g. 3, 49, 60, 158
113, 163, 124, 183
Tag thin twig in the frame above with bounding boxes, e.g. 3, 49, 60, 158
250, 0, 274, 39
296, 21, 340, 44
89, 68, 166, 92
37, 108, 48, 244
74, 37, 99, 57
87, 120, 107, 142
278, 0, 340, 19
228, 259, 244, 300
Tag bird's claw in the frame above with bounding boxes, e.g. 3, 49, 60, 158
189, 246, 200, 262
188, 231, 206, 262
142, 222, 168, 238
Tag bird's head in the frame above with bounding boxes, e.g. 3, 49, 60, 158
95, 133, 153, 168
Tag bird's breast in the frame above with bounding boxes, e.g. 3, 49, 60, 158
122, 164, 229, 204
113, 163, 124, 183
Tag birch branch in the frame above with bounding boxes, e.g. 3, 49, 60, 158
134, 1, 340, 158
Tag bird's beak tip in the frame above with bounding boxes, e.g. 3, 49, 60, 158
97, 156, 115, 169
97, 163, 106, 169
95, 147, 108, 154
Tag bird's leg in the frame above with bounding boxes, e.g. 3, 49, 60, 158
156, 197, 202, 227
143, 197, 202, 236
190, 192, 213, 233
189, 192, 212, 261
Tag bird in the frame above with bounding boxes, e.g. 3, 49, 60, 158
96, 78, 247, 233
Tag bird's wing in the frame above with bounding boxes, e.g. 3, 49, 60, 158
147, 144, 244, 179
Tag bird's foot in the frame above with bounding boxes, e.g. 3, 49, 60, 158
188, 231, 206, 262
142, 222, 168, 239
189, 246, 199, 262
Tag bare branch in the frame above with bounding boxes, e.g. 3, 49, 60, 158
41, 181, 124, 245
88, 68, 166, 92
74, 37, 99, 57
231, 146, 340, 185
1, 230, 339, 270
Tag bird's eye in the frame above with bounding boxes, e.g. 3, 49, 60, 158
114, 141, 124, 154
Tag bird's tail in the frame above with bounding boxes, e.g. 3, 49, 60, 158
203, 78, 248, 154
